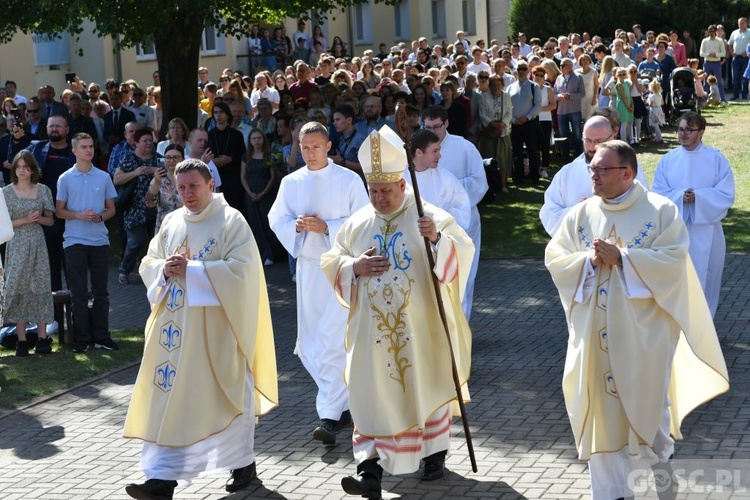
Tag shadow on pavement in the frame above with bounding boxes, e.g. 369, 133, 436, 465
0, 409, 64, 460
221, 479, 288, 498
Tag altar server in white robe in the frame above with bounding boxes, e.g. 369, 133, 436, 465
540, 116, 650, 237
404, 128, 471, 232
124, 159, 278, 500
268, 121, 369, 445
653, 112, 734, 318
546, 141, 728, 500
422, 105, 488, 319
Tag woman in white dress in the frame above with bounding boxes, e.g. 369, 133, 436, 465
576, 53, 599, 119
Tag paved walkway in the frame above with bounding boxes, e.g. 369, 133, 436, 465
0, 254, 747, 499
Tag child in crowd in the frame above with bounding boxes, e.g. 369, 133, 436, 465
706, 75, 722, 106
647, 80, 665, 143
614, 68, 635, 145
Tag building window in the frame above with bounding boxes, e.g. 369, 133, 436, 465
462, 0, 476, 35
201, 25, 226, 56
394, 1, 410, 41
354, 3, 372, 44
431, 0, 446, 38
136, 41, 156, 62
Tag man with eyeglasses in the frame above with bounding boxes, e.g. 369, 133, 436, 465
9, 113, 76, 294
547, 137, 729, 500
15, 97, 48, 140
127, 87, 156, 129
554, 58, 585, 161
452, 55, 472, 90
540, 116, 649, 237
421, 105, 487, 319
652, 112, 734, 318
197, 67, 211, 91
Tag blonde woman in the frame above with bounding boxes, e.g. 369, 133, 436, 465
597, 56, 616, 107
576, 53, 599, 119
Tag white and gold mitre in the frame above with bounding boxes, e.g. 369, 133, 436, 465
358, 126, 407, 183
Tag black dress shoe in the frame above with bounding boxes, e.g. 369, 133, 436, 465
125, 478, 177, 500
339, 410, 352, 427
341, 472, 382, 498
225, 462, 257, 492
419, 451, 446, 481
313, 419, 338, 445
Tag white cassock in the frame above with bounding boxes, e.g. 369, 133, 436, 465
404, 168, 472, 232
540, 153, 651, 237
0, 194, 13, 325
268, 160, 370, 420
437, 133, 488, 319
652, 143, 735, 317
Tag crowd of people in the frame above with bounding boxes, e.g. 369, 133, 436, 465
0, 16, 743, 500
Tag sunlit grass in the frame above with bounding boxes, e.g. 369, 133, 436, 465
0, 329, 143, 410
480, 103, 750, 257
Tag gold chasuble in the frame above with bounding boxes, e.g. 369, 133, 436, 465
321, 192, 474, 438
545, 182, 728, 460
124, 194, 278, 447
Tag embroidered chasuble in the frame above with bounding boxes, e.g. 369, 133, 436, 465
321, 192, 474, 438
124, 194, 278, 447
545, 182, 728, 460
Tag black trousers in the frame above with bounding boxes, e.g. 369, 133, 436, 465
511, 120, 541, 183
44, 218, 67, 291
65, 244, 110, 345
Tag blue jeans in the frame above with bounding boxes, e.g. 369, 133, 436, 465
732, 56, 749, 99
704, 61, 726, 101
119, 224, 150, 275
557, 111, 583, 160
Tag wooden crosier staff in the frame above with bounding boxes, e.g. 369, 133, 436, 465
394, 104, 478, 473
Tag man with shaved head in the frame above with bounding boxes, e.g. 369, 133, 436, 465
540, 116, 650, 236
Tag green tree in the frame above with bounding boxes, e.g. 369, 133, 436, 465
0, 0, 396, 131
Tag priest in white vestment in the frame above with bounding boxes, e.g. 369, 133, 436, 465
321, 127, 474, 499
540, 116, 650, 237
652, 112, 734, 318
545, 141, 728, 500
268, 121, 369, 446
422, 105, 488, 319
404, 129, 471, 232
123, 159, 278, 500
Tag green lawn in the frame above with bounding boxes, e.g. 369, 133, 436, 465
0, 329, 143, 411
480, 103, 750, 257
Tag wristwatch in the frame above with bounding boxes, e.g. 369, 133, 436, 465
324, 224, 329, 236
98, 214, 104, 222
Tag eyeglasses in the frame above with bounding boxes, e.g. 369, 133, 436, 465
533, 73, 546, 77
517, 67, 528, 72
423, 122, 445, 131
587, 165, 628, 175
583, 137, 610, 146
220, 78, 229, 82
26, 108, 40, 114
677, 127, 701, 134
478, 75, 489, 79
165, 155, 183, 161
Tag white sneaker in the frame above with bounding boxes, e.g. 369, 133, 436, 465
540, 170, 549, 179
47, 321, 59, 335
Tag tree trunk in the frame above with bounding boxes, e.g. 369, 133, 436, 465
154, 10, 204, 134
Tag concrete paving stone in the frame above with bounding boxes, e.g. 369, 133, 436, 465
2, 257, 748, 499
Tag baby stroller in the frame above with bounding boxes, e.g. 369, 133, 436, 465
669, 67, 699, 125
